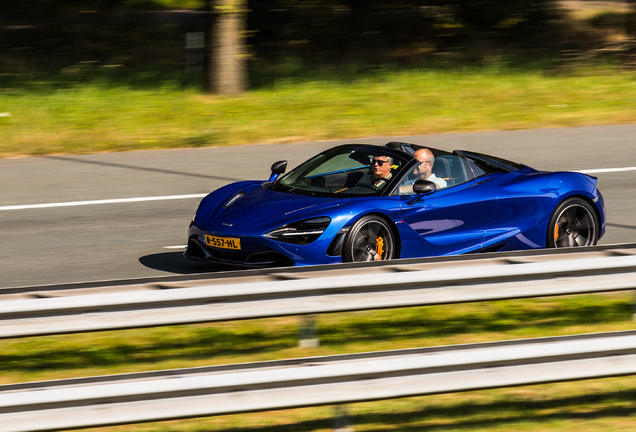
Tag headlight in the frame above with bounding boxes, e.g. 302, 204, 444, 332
189, 212, 197, 228
264, 217, 331, 245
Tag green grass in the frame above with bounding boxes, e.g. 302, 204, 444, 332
1, 293, 634, 431
1, 65, 636, 158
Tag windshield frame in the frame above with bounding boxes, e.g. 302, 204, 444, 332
271, 144, 413, 198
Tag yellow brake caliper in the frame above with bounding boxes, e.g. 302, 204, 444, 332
375, 236, 385, 260
554, 224, 559, 243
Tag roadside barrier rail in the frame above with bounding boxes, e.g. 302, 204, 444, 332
1, 330, 635, 432
1, 248, 636, 339
4, 243, 636, 297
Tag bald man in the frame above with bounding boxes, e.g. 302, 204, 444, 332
411, 148, 447, 189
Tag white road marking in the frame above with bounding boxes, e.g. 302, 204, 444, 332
578, 167, 636, 174
163, 245, 187, 249
1, 166, 635, 212
0, 194, 207, 211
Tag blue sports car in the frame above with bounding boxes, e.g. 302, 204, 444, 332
185, 141, 605, 267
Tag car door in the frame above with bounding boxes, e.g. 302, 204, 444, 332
396, 154, 500, 257
398, 180, 499, 256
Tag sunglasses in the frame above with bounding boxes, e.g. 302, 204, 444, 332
372, 159, 389, 166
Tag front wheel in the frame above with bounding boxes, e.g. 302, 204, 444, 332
547, 198, 598, 248
342, 215, 396, 262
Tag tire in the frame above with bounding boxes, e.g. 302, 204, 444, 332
342, 215, 396, 262
547, 197, 599, 248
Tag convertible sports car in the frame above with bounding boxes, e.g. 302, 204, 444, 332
185, 141, 605, 267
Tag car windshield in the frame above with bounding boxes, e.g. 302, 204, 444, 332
273, 145, 409, 197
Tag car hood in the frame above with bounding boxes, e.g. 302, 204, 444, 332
206, 184, 350, 232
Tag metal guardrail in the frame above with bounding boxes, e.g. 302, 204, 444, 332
1, 330, 635, 432
4, 243, 636, 296
1, 247, 636, 338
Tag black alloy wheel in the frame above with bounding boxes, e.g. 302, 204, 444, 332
547, 197, 598, 248
343, 215, 396, 262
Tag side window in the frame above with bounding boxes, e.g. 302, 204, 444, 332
397, 173, 419, 195
397, 155, 468, 195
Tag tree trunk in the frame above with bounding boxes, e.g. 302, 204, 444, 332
207, 0, 247, 95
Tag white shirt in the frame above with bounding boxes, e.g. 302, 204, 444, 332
399, 173, 447, 195
426, 173, 447, 189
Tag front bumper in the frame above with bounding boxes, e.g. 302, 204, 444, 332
184, 227, 295, 268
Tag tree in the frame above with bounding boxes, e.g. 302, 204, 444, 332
629, 1, 636, 37
207, 0, 248, 95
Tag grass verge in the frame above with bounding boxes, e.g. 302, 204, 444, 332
1, 65, 636, 158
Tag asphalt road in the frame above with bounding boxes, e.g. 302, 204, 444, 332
1, 124, 635, 288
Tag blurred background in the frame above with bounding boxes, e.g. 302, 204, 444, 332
1, 0, 635, 90
1, 0, 636, 157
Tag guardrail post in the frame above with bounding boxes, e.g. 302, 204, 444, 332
299, 315, 319, 348
333, 404, 353, 432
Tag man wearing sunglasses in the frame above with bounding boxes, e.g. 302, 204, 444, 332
398, 148, 447, 195
370, 155, 394, 189
411, 148, 447, 189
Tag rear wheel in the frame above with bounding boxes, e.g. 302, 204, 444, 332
547, 198, 598, 248
343, 215, 396, 262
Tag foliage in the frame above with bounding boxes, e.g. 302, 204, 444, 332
2, 0, 633, 78
248, 0, 563, 65
0, 0, 205, 16
0, 0, 572, 71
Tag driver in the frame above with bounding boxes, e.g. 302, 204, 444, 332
370, 155, 393, 189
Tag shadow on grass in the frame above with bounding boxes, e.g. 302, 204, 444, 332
0, 326, 297, 373
358, 389, 636, 432
176, 387, 636, 432
318, 296, 633, 346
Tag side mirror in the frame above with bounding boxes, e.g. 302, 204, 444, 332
413, 179, 437, 194
268, 160, 287, 181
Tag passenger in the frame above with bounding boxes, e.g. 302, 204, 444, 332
411, 148, 447, 189
370, 155, 394, 189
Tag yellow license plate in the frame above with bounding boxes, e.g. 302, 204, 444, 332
205, 235, 241, 250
